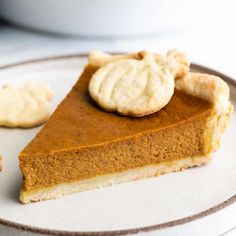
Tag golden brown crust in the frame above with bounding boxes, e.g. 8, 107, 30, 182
176, 73, 230, 113
176, 73, 233, 154
204, 102, 233, 154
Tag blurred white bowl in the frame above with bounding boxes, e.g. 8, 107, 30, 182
0, 0, 234, 37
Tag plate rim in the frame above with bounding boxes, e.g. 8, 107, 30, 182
0, 54, 235, 236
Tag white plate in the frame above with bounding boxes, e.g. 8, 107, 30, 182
0, 56, 235, 235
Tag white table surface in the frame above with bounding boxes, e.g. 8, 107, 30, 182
0, 11, 236, 236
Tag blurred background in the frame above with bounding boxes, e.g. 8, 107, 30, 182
0, 0, 236, 79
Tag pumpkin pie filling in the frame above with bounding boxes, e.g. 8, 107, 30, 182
19, 53, 232, 203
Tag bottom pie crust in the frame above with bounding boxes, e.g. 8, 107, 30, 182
20, 156, 210, 203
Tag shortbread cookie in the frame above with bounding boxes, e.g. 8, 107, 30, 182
0, 82, 54, 128
89, 52, 175, 117
89, 49, 190, 79
89, 50, 189, 117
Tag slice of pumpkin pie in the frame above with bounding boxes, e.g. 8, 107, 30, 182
19, 50, 232, 203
